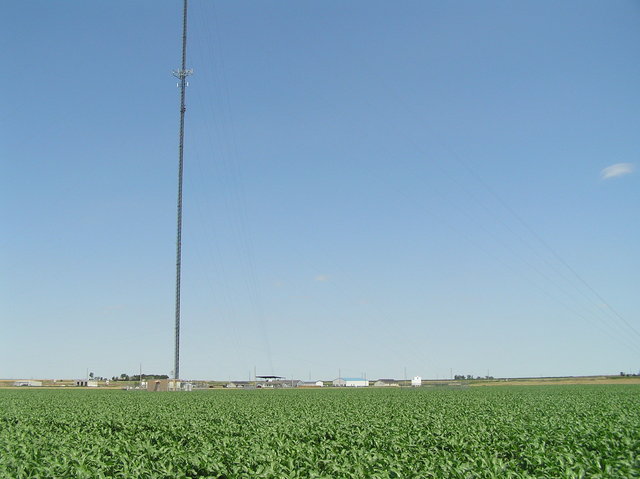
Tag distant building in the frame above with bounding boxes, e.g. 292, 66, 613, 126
225, 381, 253, 389
374, 379, 399, 387
256, 375, 283, 383
298, 381, 324, 387
13, 380, 42, 387
411, 376, 422, 387
74, 380, 99, 387
333, 377, 369, 387
147, 379, 180, 392
253, 376, 304, 388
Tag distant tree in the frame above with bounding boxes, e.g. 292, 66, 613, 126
120, 373, 129, 381
466, 375, 473, 380
620, 372, 626, 376
89, 372, 94, 379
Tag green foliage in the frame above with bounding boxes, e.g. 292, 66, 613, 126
0, 385, 639, 478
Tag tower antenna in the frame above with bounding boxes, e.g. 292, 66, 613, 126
172, 0, 193, 382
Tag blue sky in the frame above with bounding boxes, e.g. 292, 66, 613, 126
2, 1, 639, 381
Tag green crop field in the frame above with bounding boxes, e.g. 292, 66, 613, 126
1, 385, 639, 478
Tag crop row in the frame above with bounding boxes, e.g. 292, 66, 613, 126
1, 385, 639, 478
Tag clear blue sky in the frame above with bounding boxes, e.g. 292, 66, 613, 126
2, 1, 639, 381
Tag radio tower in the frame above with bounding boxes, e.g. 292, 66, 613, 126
172, 0, 192, 382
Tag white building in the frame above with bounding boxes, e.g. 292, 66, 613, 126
14, 380, 42, 387
74, 379, 99, 387
298, 381, 324, 387
374, 379, 399, 387
411, 376, 422, 387
225, 381, 252, 389
333, 377, 369, 387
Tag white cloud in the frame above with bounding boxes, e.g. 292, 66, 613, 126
601, 163, 634, 180
314, 275, 329, 282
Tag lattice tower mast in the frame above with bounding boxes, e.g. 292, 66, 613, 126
172, 0, 193, 381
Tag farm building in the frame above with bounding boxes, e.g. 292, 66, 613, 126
13, 380, 42, 387
254, 376, 303, 388
333, 377, 369, 387
298, 381, 324, 387
147, 379, 180, 391
258, 379, 300, 388
74, 380, 98, 387
256, 375, 283, 383
411, 376, 423, 387
374, 379, 399, 387
225, 381, 253, 389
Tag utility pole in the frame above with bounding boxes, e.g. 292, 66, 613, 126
173, 0, 193, 382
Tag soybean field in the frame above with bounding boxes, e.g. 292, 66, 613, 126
1, 385, 639, 478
